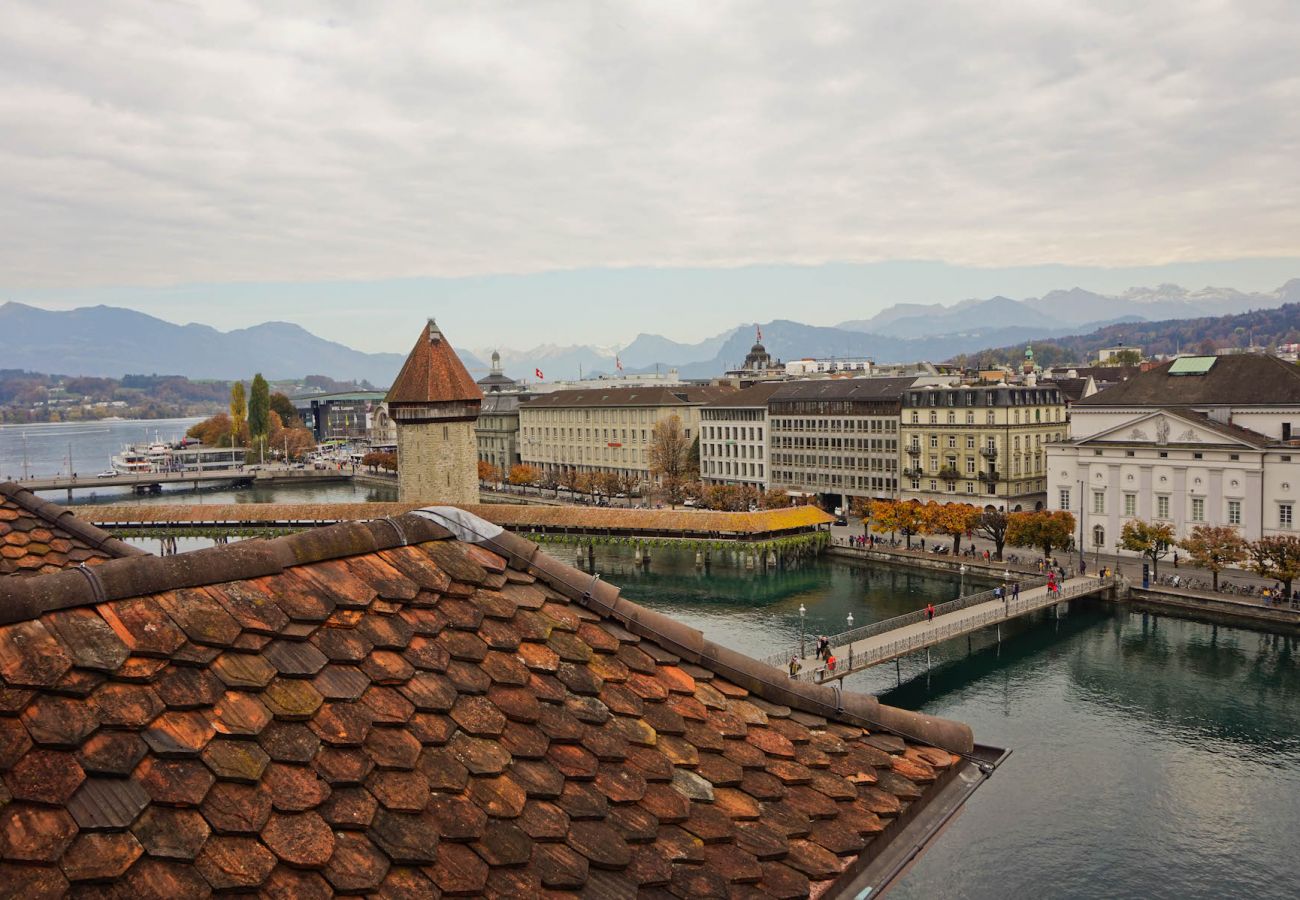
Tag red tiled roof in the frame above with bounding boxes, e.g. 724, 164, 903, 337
0, 504, 995, 897
386, 319, 484, 407
0, 482, 143, 577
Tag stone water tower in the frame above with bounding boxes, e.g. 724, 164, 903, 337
386, 319, 483, 504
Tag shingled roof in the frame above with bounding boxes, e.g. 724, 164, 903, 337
1073, 354, 1300, 407
0, 482, 142, 577
0, 504, 998, 898
386, 319, 483, 407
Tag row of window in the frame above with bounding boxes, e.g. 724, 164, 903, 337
772, 472, 899, 491
907, 408, 1062, 425
772, 454, 899, 471
524, 408, 663, 424
702, 443, 762, 460
1062, 489, 1247, 526
772, 437, 898, 451
703, 461, 765, 478
523, 427, 651, 444
905, 389, 1061, 408
770, 417, 898, 432
701, 425, 763, 441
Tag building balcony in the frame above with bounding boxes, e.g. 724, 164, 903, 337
906, 445, 922, 456
937, 467, 961, 482
901, 467, 923, 478
977, 470, 1000, 483
979, 447, 998, 460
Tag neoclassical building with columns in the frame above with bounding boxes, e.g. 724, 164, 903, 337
1047, 354, 1300, 555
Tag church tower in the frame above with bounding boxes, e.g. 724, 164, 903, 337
386, 319, 483, 504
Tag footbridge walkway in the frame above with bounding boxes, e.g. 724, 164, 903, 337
766, 574, 1116, 683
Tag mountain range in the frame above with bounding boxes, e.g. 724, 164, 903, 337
4, 279, 1298, 384
480, 280, 1300, 380
0, 302, 484, 385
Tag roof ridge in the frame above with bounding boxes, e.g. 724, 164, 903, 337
0, 481, 144, 561
0, 514, 453, 625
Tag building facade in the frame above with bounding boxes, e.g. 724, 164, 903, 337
293, 391, 389, 441
900, 384, 1066, 509
699, 383, 783, 489
767, 378, 913, 508
474, 351, 528, 476
519, 385, 734, 485
1048, 355, 1300, 554
387, 319, 483, 504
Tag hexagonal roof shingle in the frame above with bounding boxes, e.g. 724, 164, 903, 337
0, 500, 1002, 897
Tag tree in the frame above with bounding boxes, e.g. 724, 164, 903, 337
478, 460, 501, 483
557, 468, 579, 495
1105, 349, 1142, 366
649, 415, 693, 507
1119, 519, 1176, 579
871, 499, 926, 549
923, 502, 982, 554
229, 382, 247, 446
1247, 535, 1300, 595
1008, 510, 1077, 560
248, 374, 270, 453
761, 489, 791, 509
269, 392, 298, 428
508, 464, 540, 487
976, 508, 1010, 560
1179, 526, 1247, 590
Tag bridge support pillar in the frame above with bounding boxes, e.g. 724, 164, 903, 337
895, 658, 901, 686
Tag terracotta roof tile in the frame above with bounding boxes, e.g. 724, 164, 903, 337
0, 500, 994, 897
385, 319, 483, 407
0, 483, 141, 578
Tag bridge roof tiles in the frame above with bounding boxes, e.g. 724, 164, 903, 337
0, 499, 995, 897
0, 482, 143, 577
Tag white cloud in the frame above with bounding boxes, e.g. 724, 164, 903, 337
0, 0, 1297, 294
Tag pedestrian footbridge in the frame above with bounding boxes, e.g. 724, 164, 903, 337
766, 574, 1116, 683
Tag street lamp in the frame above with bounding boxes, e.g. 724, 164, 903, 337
959, 563, 967, 597
846, 612, 854, 629
798, 604, 807, 658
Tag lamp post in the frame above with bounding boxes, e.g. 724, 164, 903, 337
798, 604, 806, 658
1078, 477, 1085, 572
847, 612, 854, 629
959, 564, 967, 598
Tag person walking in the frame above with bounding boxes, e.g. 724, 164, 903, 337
789, 657, 801, 678
826, 654, 837, 673
1080, 558, 1087, 576
1173, 551, 1179, 569
926, 602, 935, 623
1012, 581, 1020, 602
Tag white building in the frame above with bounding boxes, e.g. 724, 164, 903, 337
784, 358, 873, 377
1047, 355, 1300, 555
699, 382, 783, 489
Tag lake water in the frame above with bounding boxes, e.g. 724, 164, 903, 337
7, 421, 1300, 898
0, 416, 204, 480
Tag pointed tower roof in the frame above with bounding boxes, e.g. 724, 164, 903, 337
387, 318, 483, 406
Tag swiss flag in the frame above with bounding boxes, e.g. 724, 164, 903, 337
535, 368, 544, 380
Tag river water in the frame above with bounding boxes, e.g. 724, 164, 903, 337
7, 421, 1300, 898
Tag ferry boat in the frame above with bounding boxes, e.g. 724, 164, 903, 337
110, 441, 245, 475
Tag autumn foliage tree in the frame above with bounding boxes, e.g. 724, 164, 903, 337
870, 499, 927, 548
1119, 519, 1176, 579
922, 502, 982, 554
229, 382, 247, 446
1179, 525, 1247, 589
1007, 510, 1077, 560
1247, 535, 1300, 594
477, 461, 501, 483
508, 464, 540, 487
649, 415, 694, 508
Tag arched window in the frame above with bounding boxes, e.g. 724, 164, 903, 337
1092, 524, 1105, 549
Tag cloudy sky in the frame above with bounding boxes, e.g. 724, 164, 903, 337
3, 1, 1298, 351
